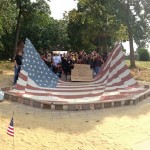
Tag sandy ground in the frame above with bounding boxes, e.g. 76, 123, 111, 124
1, 71, 150, 150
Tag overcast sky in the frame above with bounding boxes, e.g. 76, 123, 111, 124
49, 0, 78, 20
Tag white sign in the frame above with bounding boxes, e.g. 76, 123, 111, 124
0, 90, 4, 101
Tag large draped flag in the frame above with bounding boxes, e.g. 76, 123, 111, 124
10, 38, 146, 104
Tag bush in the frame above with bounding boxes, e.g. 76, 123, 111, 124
137, 48, 150, 61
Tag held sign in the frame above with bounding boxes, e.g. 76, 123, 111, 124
71, 64, 93, 81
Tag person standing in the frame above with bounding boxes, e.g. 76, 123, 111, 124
93, 55, 104, 75
13, 50, 23, 84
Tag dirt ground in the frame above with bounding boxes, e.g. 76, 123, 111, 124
0, 70, 150, 150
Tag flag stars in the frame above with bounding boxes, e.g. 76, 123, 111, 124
21, 39, 59, 88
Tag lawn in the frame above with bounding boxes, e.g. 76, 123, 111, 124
126, 60, 150, 82
0, 61, 14, 70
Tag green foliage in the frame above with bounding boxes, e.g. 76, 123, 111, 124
67, 0, 128, 52
0, 0, 150, 62
20, 12, 69, 51
137, 48, 150, 61
0, 0, 70, 60
0, 0, 17, 60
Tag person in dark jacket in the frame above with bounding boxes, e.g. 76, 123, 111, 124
14, 50, 23, 84
93, 55, 104, 75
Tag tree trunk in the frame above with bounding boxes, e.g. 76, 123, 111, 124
128, 28, 136, 68
126, 0, 136, 68
12, 9, 22, 61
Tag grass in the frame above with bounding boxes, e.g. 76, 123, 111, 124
0, 61, 14, 70
126, 60, 150, 82
0, 60, 150, 82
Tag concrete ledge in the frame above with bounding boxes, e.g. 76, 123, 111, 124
2, 87, 150, 111
82, 104, 90, 110
1, 87, 11, 91
11, 95, 18, 102
144, 85, 150, 89
23, 98, 31, 105
55, 105, 63, 110
114, 101, 122, 107
18, 97, 24, 104
4, 92, 11, 100
94, 103, 103, 109
104, 102, 112, 108
32, 101, 41, 108
42, 103, 51, 109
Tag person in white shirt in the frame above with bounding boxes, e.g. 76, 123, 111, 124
52, 53, 61, 73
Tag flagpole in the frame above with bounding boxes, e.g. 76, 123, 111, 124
13, 111, 14, 150
13, 136, 14, 150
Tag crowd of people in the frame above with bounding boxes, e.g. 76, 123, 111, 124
13, 40, 108, 84
40, 50, 108, 80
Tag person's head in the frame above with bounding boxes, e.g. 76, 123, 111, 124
17, 40, 24, 50
57, 63, 61, 67
47, 52, 51, 57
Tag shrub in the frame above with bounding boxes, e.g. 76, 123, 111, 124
137, 48, 150, 61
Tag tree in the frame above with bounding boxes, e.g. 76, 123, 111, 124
114, 0, 150, 67
67, 0, 126, 52
0, 0, 17, 59
138, 48, 150, 61
12, 0, 51, 60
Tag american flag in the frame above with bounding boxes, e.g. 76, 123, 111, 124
7, 117, 14, 137
11, 38, 147, 103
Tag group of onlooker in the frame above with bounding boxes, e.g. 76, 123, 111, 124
13, 40, 108, 84
40, 50, 108, 80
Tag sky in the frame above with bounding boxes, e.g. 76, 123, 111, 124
48, 0, 78, 20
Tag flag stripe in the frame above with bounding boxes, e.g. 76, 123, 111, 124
7, 117, 14, 137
